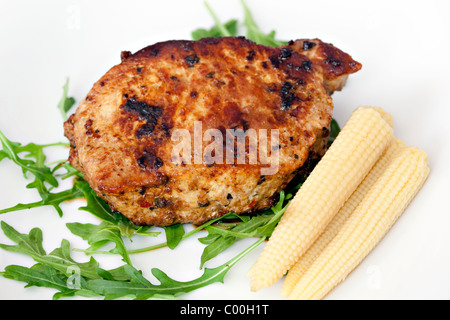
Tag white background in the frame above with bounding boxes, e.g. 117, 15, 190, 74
0, 0, 449, 300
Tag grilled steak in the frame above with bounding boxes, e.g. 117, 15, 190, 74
64, 37, 361, 226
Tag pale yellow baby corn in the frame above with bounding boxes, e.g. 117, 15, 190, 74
248, 107, 394, 291
281, 137, 405, 297
288, 146, 430, 300
360, 106, 394, 127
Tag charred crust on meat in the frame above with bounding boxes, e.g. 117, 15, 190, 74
280, 48, 293, 59
269, 48, 294, 69
302, 41, 316, 51
280, 81, 296, 111
324, 57, 342, 67
269, 55, 281, 68
123, 98, 163, 138
120, 51, 131, 61
160, 122, 171, 137
137, 150, 163, 170
185, 54, 200, 67
257, 176, 266, 185
299, 60, 312, 71
84, 119, 93, 135
246, 50, 256, 61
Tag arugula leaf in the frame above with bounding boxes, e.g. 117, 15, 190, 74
202, 2, 236, 37
57, 77, 76, 121
2, 264, 75, 294
66, 221, 132, 265
192, 19, 238, 40
240, 0, 287, 46
199, 236, 236, 269
0, 222, 264, 300
0, 130, 80, 216
164, 224, 185, 249
73, 179, 118, 224
0, 130, 59, 188
87, 237, 265, 300
0, 185, 83, 216
0, 222, 101, 281
72, 177, 159, 230
197, 191, 290, 267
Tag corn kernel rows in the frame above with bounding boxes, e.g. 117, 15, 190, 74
281, 137, 405, 297
248, 107, 394, 291
288, 146, 429, 299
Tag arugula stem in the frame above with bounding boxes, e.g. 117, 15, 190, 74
204, 1, 231, 37
126, 219, 217, 254
0, 188, 83, 215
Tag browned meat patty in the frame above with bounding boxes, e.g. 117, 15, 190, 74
64, 37, 361, 226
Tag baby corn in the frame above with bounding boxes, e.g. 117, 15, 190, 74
248, 107, 394, 291
288, 146, 430, 300
281, 138, 405, 297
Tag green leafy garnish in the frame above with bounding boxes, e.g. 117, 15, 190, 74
240, 0, 287, 47
198, 191, 290, 268
0, 130, 81, 217
192, 0, 287, 46
0, 221, 264, 300
191, 19, 238, 40
164, 224, 186, 250
0, 185, 83, 216
328, 118, 341, 147
0, 131, 59, 188
57, 77, 76, 121
66, 222, 133, 265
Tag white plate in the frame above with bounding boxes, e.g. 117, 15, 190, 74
1, 0, 449, 300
